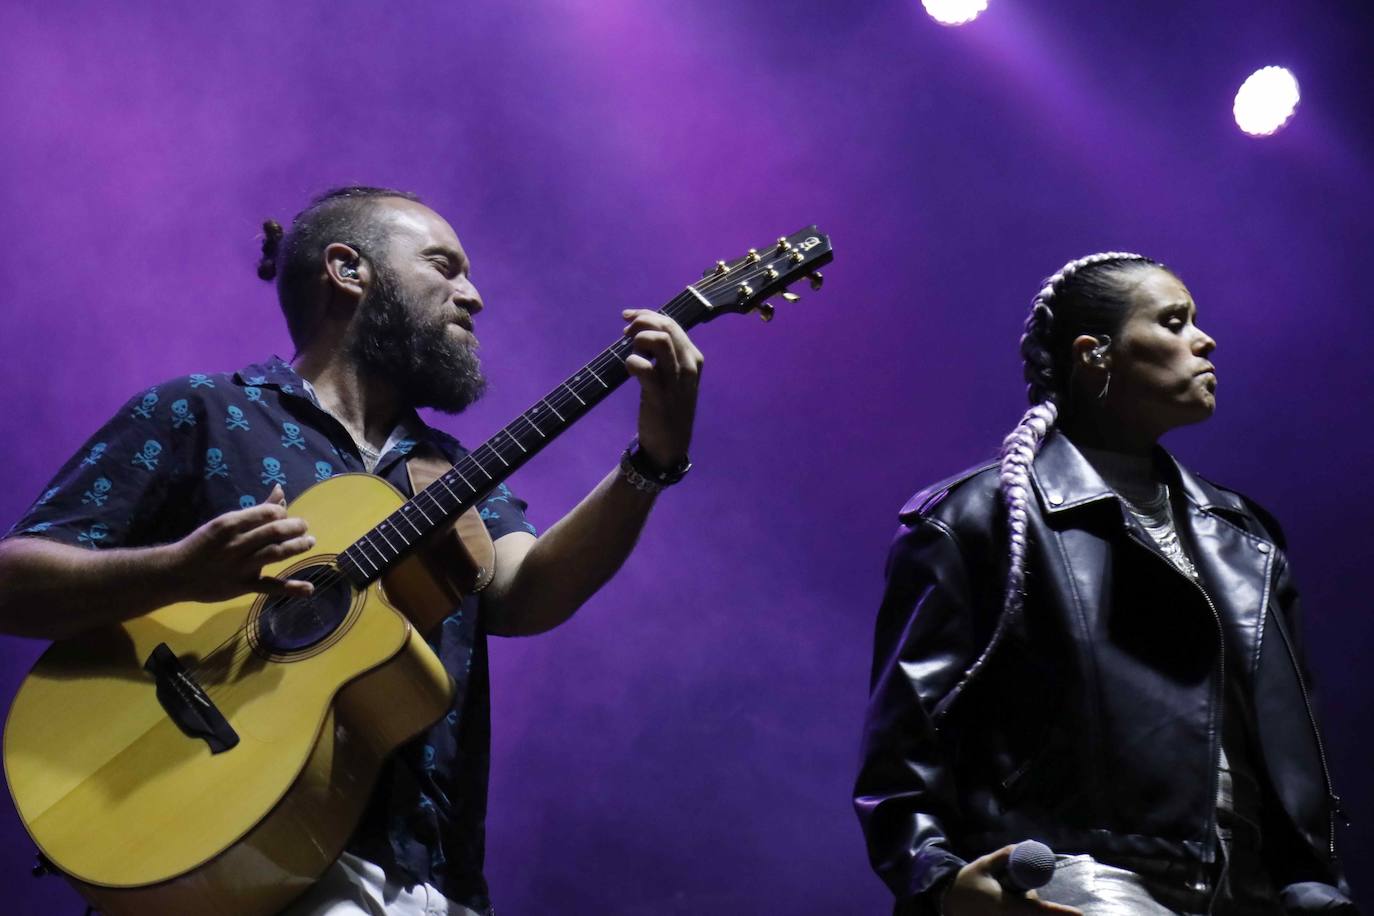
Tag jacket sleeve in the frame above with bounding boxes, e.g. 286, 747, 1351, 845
1268, 550, 1358, 913
854, 516, 986, 913
1243, 498, 1357, 911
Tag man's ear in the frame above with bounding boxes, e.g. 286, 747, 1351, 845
323, 243, 368, 298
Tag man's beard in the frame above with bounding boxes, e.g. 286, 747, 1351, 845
347, 264, 487, 414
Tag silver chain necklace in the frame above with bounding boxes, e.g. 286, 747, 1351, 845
1125, 484, 1199, 580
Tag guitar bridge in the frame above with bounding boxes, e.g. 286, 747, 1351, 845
144, 642, 240, 754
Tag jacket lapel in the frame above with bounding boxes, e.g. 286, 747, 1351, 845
1167, 459, 1276, 680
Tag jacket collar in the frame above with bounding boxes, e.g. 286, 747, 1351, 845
1030, 430, 1250, 520
1029, 432, 1115, 513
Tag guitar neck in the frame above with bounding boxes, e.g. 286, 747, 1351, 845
336, 286, 711, 585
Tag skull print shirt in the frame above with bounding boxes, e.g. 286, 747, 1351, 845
5, 357, 537, 911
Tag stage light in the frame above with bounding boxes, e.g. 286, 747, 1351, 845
1233, 66, 1300, 137
922, 0, 988, 27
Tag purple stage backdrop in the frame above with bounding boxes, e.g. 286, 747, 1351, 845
2, 1, 1371, 912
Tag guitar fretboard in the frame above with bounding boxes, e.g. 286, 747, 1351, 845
335, 287, 707, 585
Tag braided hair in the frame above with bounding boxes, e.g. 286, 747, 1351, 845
257, 186, 422, 347
998, 252, 1167, 622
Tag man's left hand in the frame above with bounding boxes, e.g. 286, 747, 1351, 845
622, 309, 703, 469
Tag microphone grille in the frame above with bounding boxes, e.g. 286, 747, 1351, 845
1007, 840, 1056, 891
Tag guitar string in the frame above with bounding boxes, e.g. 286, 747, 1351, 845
187, 247, 824, 689
183, 288, 708, 686
183, 257, 802, 690
185, 254, 808, 692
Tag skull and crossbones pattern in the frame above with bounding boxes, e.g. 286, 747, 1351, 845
314, 460, 334, 482
131, 390, 159, 420
78, 522, 110, 547
81, 477, 113, 507
244, 386, 264, 403
189, 373, 216, 389
226, 405, 250, 431
205, 448, 229, 479
281, 422, 307, 450
81, 442, 108, 467
261, 456, 287, 487
132, 440, 163, 471
170, 399, 197, 430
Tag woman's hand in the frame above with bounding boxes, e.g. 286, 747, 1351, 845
941, 846, 1082, 916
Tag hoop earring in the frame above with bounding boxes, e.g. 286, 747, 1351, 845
1097, 371, 1111, 400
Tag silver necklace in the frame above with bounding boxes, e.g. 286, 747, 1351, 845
1125, 484, 1199, 580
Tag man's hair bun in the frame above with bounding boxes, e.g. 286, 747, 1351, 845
257, 219, 284, 281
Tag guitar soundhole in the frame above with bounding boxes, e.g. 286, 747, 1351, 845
254, 564, 355, 656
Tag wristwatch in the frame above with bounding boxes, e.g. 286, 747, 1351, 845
618, 437, 691, 494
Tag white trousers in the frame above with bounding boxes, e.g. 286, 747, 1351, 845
281, 852, 484, 916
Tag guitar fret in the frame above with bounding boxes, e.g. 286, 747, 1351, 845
436, 475, 460, 500
525, 413, 544, 437
340, 554, 364, 583
455, 468, 477, 492
563, 382, 587, 406
504, 429, 528, 454
488, 445, 510, 467
398, 508, 423, 538
355, 538, 381, 571
587, 366, 608, 389
542, 398, 565, 422
374, 525, 399, 553
410, 500, 434, 526
420, 488, 450, 516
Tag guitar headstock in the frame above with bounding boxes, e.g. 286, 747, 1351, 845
690, 226, 833, 323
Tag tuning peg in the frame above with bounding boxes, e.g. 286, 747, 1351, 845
807, 271, 824, 291
746, 248, 760, 263
736, 282, 755, 301
789, 251, 804, 264
776, 237, 792, 252
757, 302, 776, 322
780, 290, 800, 304
703, 260, 726, 277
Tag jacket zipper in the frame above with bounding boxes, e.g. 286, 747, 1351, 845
1126, 530, 1225, 862
1135, 523, 1344, 862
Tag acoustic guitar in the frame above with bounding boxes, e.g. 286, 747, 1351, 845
3, 228, 833, 915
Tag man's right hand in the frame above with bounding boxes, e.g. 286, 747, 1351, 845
941, 846, 1082, 916
167, 485, 316, 602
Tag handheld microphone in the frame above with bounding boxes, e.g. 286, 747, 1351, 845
999, 840, 1056, 893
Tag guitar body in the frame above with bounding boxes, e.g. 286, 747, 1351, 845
3, 474, 457, 916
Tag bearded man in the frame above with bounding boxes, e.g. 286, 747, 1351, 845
0, 186, 704, 915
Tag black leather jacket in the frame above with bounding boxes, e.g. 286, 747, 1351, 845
854, 433, 1353, 913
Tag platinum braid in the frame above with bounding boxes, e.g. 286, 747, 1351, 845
998, 399, 1058, 619
935, 251, 1149, 722
1006, 251, 1143, 607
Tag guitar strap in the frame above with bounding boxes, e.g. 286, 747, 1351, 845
404, 443, 496, 596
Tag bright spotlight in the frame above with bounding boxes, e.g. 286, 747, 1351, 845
1233, 66, 1300, 137
923, 0, 988, 27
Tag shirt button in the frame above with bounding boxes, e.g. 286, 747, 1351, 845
1257, 542, 1271, 553
1048, 493, 1064, 506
